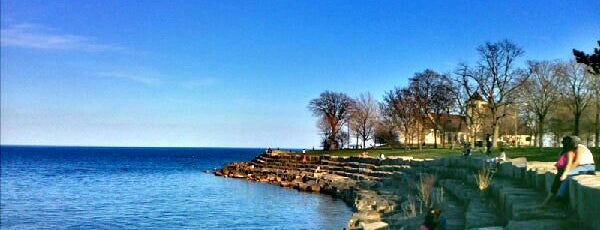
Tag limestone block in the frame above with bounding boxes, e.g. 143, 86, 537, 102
508, 158, 527, 180
309, 184, 320, 193
465, 202, 503, 229
468, 227, 504, 230
511, 164, 527, 181
508, 157, 527, 166
499, 190, 540, 219
505, 219, 568, 230
359, 221, 389, 230
469, 157, 486, 171
498, 162, 513, 177
568, 174, 596, 211
352, 211, 381, 223
524, 168, 535, 187
534, 169, 547, 191
572, 174, 600, 229
544, 171, 557, 193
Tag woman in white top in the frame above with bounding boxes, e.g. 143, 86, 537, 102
556, 136, 596, 199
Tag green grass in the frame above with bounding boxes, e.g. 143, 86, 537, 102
308, 146, 599, 170
307, 147, 462, 158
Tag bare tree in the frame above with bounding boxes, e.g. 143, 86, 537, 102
408, 69, 453, 148
450, 63, 482, 147
383, 88, 418, 150
349, 93, 379, 149
471, 40, 526, 147
559, 60, 595, 136
430, 73, 454, 148
520, 60, 562, 148
573, 41, 600, 147
308, 91, 353, 150
373, 116, 399, 148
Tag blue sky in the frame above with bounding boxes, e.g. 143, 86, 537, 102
1, 1, 599, 148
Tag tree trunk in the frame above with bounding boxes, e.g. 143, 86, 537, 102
490, 106, 499, 148
538, 117, 545, 148
433, 128, 438, 149
442, 130, 446, 148
404, 126, 410, 150
574, 111, 581, 136
418, 125, 423, 151
493, 123, 500, 150
469, 124, 476, 148
329, 126, 338, 150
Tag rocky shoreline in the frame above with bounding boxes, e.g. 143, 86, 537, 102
214, 151, 600, 230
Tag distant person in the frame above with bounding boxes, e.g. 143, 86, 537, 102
302, 154, 307, 163
556, 136, 596, 200
486, 136, 492, 156
541, 150, 569, 206
497, 147, 507, 162
302, 149, 306, 154
360, 151, 369, 158
462, 142, 471, 157
314, 165, 322, 182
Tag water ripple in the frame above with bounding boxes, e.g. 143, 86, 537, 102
1, 146, 352, 230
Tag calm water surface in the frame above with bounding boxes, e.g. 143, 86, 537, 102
0, 146, 352, 229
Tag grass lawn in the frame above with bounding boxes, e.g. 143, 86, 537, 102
308, 146, 599, 170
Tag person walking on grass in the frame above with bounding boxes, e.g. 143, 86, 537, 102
555, 136, 596, 200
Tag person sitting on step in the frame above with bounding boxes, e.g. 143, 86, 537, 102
555, 136, 596, 200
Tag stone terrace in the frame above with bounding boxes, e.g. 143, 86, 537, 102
215, 152, 600, 230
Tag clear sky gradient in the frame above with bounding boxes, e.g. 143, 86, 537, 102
1, 0, 599, 148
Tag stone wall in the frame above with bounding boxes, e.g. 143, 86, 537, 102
215, 152, 600, 230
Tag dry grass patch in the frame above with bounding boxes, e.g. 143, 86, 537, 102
475, 166, 494, 190
402, 195, 417, 218
417, 173, 437, 208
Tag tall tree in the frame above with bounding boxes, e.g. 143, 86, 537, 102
450, 63, 481, 147
349, 93, 379, 149
373, 110, 399, 148
430, 73, 454, 147
383, 88, 417, 150
471, 40, 525, 147
520, 60, 561, 148
308, 91, 353, 150
559, 60, 595, 136
409, 69, 454, 148
573, 41, 600, 147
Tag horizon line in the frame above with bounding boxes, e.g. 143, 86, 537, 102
0, 144, 305, 150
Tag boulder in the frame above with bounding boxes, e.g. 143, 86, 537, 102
505, 219, 568, 230
572, 174, 600, 229
468, 227, 504, 230
359, 221, 389, 230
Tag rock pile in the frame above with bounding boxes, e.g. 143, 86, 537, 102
214, 152, 600, 230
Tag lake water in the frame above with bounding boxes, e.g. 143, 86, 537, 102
0, 146, 352, 229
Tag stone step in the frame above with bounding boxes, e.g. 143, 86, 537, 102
439, 179, 504, 229
489, 178, 569, 221
505, 219, 570, 230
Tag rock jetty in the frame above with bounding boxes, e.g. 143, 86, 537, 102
215, 151, 600, 230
